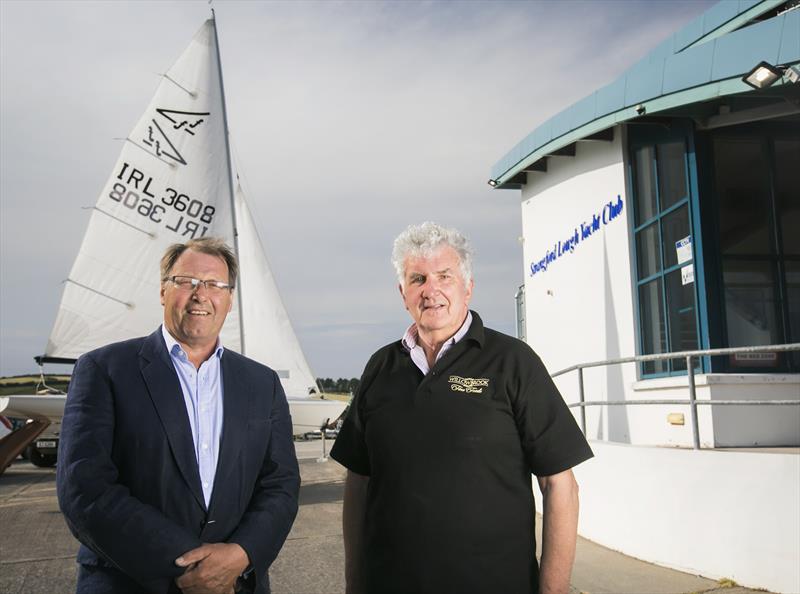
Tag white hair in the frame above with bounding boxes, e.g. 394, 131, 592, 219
391, 221, 473, 284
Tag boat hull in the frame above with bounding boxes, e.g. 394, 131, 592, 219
0, 393, 347, 439
286, 398, 348, 436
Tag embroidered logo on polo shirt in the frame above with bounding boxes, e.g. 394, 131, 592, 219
448, 375, 490, 394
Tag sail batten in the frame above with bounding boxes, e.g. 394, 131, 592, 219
43, 19, 318, 399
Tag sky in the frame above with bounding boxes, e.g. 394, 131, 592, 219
0, 0, 716, 379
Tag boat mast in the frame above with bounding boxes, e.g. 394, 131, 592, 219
210, 10, 246, 354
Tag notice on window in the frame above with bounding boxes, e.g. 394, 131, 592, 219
732, 352, 778, 368
681, 264, 694, 285
675, 236, 692, 265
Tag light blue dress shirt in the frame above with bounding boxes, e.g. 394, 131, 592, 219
161, 325, 224, 508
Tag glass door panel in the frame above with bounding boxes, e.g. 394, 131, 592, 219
636, 222, 661, 279
714, 137, 772, 256
774, 139, 800, 255
723, 259, 783, 369
665, 268, 698, 371
786, 262, 800, 367
657, 141, 689, 210
639, 279, 667, 374
634, 146, 658, 226
661, 205, 691, 270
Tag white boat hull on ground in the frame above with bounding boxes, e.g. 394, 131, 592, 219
0, 394, 348, 438
287, 398, 348, 434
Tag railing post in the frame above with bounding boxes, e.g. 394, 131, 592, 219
687, 355, 700, 450
578, 367, 586, 435
317, 420, 330, 463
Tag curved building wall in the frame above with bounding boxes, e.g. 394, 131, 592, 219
520, 129, 639, 444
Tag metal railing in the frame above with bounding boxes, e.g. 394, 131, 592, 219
552, 343, 800, 449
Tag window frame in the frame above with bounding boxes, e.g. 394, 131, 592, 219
700, 122, 800, 373
627, 122, 708, 378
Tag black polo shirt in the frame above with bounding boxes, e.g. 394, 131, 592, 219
331, 311, 592, 594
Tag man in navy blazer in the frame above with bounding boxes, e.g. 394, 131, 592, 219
57, 237, 300, 594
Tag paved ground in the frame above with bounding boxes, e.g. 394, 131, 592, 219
0, 440, 776, 594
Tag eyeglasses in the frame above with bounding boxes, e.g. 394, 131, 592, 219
166, 275, 233, 293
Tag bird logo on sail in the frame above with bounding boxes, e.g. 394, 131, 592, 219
142, 108, 210, 166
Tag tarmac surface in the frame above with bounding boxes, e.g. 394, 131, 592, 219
0, 439, 775, 594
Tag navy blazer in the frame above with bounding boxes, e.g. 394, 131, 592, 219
57, 328, 300, 594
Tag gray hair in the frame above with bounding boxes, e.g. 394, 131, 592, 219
392, 222, 473, 284
160, 237, 239, 289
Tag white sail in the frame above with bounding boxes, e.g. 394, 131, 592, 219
42, 18, 329, 415
235, 182, 318, 397
45, 20, 241, 359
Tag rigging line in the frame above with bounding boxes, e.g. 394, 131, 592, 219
211, 11, 246, 354
120, 137, 177, 168
161, 73, 198, 98
64, 279, 134, 309
83, 206, 156, 238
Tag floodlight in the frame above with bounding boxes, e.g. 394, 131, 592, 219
742, 61, 784, 89
487, 179, 498, 187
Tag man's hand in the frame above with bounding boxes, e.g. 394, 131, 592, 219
175, 542, 250, 594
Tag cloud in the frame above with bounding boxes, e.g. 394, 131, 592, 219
1, 0, 715, 377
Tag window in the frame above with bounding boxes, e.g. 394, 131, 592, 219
630, 131, 700, 376
709, 128, 800, 371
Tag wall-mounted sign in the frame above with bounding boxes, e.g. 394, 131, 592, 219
528, 195, 624, 277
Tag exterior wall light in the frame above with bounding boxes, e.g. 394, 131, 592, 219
487, 179, 498, 187
742, 61, 787, 89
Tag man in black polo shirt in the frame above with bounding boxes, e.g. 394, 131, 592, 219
331, 222, 592, 594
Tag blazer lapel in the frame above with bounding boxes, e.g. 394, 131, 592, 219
139, 329, 206, 511
211, 352, 249, 499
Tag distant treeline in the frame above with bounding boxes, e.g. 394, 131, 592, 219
317, 378, 359, 394
0, 375, 70, 397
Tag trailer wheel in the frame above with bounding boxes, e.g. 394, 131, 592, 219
27, 446, 57, 468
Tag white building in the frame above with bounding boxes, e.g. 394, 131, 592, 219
492, 1, 800, 591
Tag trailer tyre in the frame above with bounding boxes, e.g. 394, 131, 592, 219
27, 446, 57, 468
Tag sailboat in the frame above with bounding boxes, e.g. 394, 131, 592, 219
2, 16, 347, 457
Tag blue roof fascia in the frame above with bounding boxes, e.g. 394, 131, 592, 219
497, 72, 797, 186
779, 6, 800, 63
711, 14, 785, 79
681, 0, 784, 51
491, 6, 800, 184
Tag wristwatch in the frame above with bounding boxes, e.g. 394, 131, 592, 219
234, 565, 255, 593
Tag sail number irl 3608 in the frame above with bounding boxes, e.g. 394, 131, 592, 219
107, 162, 216, 239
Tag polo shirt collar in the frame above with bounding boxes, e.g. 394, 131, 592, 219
400, 309, 485, 354
462, 310, 485, 347
401, 310, 473, 352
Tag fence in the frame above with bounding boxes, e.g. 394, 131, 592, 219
551, 343, 800, 449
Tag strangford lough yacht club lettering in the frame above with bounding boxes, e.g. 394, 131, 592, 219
448, 375, 490, 394
529, 194, 624, 277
